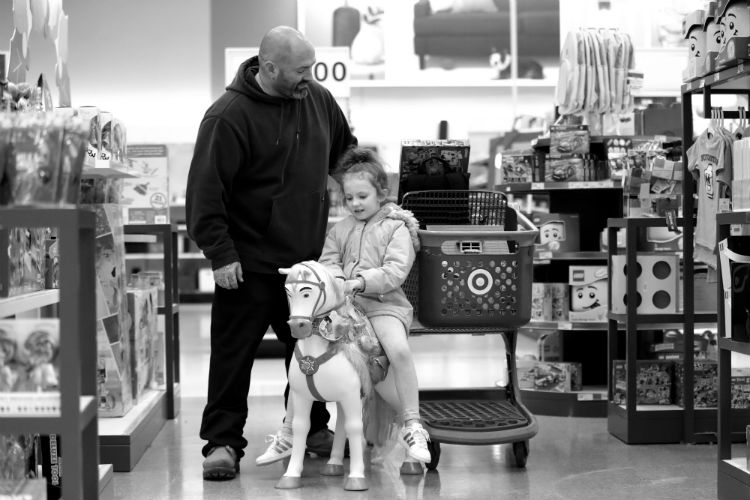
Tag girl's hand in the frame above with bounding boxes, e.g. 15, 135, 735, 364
344, 278, 364, 295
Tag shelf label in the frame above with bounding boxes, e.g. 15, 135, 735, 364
559, 321, 573, 330
537, 251, 553, 260
577, 392, 606, 401
739, 62, 745, 74
714, 72, 721, 82
531, 182, 544, 190
700, 78, 706, 88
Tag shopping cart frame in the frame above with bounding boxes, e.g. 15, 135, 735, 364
401, 190, 540, 469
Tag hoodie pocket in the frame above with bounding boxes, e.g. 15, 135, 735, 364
266, 190, 328, 261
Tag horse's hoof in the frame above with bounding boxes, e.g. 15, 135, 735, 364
400, 461, 424, 475
320, 464, 345, 476
275, 476, 303, 489
344, 476, 369, 491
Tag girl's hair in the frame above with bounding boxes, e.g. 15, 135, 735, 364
334, 147, 389, 196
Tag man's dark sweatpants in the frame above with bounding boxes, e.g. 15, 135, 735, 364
199, 271, 330, 459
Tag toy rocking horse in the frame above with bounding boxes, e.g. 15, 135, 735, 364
276, 260, 399, 491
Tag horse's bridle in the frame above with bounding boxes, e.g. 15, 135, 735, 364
285, 263, 346, 341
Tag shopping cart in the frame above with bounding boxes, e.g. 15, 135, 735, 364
401, 190, 539, 469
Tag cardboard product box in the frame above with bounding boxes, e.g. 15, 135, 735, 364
39, 434, 62, 500
121, 144, 170, 224
612, 359, 673, 405
152, 315, 166, 388
97, 314, 134, 417
0, 227, 46, 298
518, 361, 582, 392
537, 330, 562, 362
548, 283, 570, 321
126, 287, 158, 402
0, 319, 60, 393
532, 213, 580, 258
568, 266, 608, 321
610, 253, 680, 314
499, 150, 535, 184
531, 282, 548, 321
544, 156, 585, 182
731, 369, 750, 409
397, 139, 470, 202
550, 125, 590, 156
674, 360, 718, 408
642, 226, 683, 253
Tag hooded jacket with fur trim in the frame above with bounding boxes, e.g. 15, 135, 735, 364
186, 56, 357, 273
318, 203, 421, 327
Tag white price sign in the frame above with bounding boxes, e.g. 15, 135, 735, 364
225, 46, 350, 98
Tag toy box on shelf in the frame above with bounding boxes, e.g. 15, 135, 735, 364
568, 266, 608, 321
675, 360, 718, 408
718, 236, 750, 342
537, 330, 563, 362
121, 144, 170, 224
532, 212, 580, 259
714, 0, 750, 69
0, 319, 60, 394
610, 253, 680, 314
612, 359, 674, 405
499, 150, 536, 184
0, 227, 46, 298
93, 204, 133, 417
125, 287, 158, 403
531, 283, 569, 321
517, 360, 582, 392
397, 140, 470, 203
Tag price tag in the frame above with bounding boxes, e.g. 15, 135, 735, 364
577, 392, 605, 401
531, 182, 544, 190
537, 251, 553, 260
224, 46, 351, 98
700, 78, 706, 88
559, 321, 573, 330
714, 72, 721, 82
739, 62, 745, 74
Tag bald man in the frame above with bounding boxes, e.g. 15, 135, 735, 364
187, 25, 357, 480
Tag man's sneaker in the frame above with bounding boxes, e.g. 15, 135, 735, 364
203, 445, 239, 480
256, 429, 293, 466
398, 422, 431, 463
305, 428, 335, 457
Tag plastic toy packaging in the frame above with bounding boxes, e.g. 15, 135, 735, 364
0, 434, 36, 480
8, 112, 63, 205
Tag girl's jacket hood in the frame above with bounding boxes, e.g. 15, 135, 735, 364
185, 56, 357, 274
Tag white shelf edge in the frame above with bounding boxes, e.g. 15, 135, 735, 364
124, 234, 158, 243
97, 388, 164, 436
350, 79, 557, 89
0, 290, 60, 317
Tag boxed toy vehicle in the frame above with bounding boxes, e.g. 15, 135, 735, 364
569, 266, 608, 321
612, 359, 674, 405
518, 361, 582, 392
499, 150, 535, 184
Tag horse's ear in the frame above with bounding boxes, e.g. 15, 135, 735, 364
279, 267, 291, 275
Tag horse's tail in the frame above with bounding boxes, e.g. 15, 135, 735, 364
363, 391, 400, 447
339, 341, 372, 399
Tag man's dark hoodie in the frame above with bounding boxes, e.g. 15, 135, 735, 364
186, 56, 356, 273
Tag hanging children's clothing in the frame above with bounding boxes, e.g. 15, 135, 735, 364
687, 122, 734, 268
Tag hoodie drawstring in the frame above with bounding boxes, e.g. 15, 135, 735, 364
275, 101, 284, 146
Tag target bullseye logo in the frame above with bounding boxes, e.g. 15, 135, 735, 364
467, 269, 493, 295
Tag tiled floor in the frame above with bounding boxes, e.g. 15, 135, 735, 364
104, 304, 725, 500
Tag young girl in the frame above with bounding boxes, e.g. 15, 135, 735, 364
256, 147, 431, 465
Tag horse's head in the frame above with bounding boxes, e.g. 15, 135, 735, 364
279, 261, 346, 339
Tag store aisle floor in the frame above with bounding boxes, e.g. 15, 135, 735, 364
103, 305, 721, 500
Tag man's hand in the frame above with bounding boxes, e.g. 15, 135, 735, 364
214, 261, 243, 289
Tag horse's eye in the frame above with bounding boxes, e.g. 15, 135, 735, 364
303, 292, 310, 298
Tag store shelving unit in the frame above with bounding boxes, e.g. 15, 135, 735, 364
716, 210, 750, 500
123, 223, 180, 419
605, 217, 725, 444
0, 207, 99, 499
494, 178, 621, 417
99, 223, 181, 472
682, 61, 750, 449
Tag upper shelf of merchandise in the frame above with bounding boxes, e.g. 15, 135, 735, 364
496, 180, 621, 192
718, 338, 750, 355
681, 61, 750, 94
348, 78, 558, 89
81, 157, 136, 179
531, 135, 682, 150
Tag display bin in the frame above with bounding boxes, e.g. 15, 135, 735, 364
401, 190, 537, 328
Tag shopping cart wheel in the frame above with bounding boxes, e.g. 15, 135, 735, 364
426, 440, 440, 471
511, 440, 529, 468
